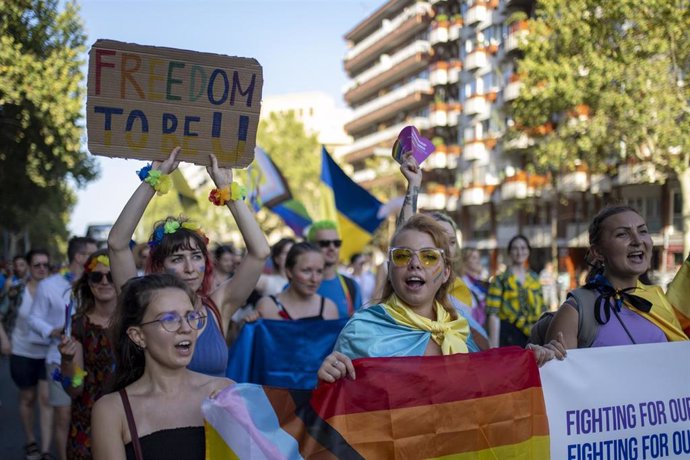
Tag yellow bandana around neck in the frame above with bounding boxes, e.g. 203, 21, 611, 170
383, 294, 469, 355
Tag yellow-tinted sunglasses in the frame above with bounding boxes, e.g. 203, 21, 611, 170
389, 247, 444, 267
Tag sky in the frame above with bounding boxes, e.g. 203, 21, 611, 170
69, 0, 380, 236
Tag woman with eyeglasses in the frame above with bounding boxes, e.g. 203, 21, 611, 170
318, 215, 562, 383
92, 274, 232, 460
55, 250, 116, 459
254, 242, 339, 321
393, 152, 490, 351
108, 147, 270, 377
316, 214, 466, 381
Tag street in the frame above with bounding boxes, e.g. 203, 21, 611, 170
0, 357, 43, 459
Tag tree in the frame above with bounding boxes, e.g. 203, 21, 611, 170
255, 111, 322, 234
0, 0, 97, 257
508, 0, 690, 250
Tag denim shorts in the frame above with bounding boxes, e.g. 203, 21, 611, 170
9, 354, 46, 389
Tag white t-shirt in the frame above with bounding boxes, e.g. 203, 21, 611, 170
27, 274, 72, 365
11, 287, 49, 359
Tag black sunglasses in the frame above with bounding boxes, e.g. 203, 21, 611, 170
88, 271, 113, 284
317, 239, 342, 248
32, 262, 50, 269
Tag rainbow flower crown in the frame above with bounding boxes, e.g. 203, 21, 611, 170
85, 255, 110, 273
148, 217, 208, 248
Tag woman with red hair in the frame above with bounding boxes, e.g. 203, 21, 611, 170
108, 148, 270, 376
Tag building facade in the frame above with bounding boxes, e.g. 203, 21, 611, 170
342, 0, 684, 281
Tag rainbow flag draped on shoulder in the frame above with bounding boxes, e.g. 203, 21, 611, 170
204, 347, 549, 459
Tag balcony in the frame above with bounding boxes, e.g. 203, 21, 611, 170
345, 79, 433, 134
429, 61, 449, 86
463, 140, 489, 163
339, 117, 431, 163
430, 102, 449, 126
504, 79, 522, 102
465, 2, 490, 25
449, 16, 463, 40
501, 173, 528, 200
419, 185, 460, 210
460, 184, 494, 206
463, 94, 491, 117
344, 40, 431, 104
448, 60, 462, 83
447, 102, 461, 126
430, 20, 449, 45
423, 145, 460, 170
504, 21, 529, 53
465, 48, 489, 71
345, 2, 432, 74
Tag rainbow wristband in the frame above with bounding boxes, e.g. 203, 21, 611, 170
51, 365, 88, 390
136, 164, 171, 196
209, 182, 246, 206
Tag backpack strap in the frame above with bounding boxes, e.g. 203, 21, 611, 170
568, 287, 600, 348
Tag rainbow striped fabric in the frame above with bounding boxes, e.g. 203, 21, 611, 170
203, 347, 549, 459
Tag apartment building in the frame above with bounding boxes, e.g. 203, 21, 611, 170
342, 0, 684, 277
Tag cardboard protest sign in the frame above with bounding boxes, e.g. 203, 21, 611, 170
87, 40, 263, 168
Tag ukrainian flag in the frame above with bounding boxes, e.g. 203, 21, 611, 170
320, 147, 384, 262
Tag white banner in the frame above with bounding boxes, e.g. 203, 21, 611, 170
540, 341, 690, 460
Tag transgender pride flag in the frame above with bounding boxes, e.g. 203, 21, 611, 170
202, 347, 549, 459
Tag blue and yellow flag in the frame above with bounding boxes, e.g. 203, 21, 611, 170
320, 147, 384, 262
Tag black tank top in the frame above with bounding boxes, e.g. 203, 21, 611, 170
270, 295, 325, 320
125, 426, 205, 460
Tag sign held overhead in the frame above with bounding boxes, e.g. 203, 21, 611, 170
87, 39, 263, 168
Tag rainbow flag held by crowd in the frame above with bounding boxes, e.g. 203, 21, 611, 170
205, 347, 549, 459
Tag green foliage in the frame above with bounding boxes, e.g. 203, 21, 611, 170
0, 0, 97, 255
256, 111, 322, 231
509, 0, 689, 175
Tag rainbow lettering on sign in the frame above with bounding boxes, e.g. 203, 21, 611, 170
87, 40, 263, 167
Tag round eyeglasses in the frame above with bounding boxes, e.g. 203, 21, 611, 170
140, 311, 207, 333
